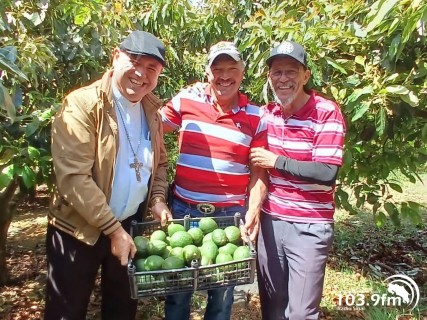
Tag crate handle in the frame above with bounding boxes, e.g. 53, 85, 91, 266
238, 218, 256, 252
127, 262, 138, 299
184, 214, 191, 230
233, 212, 241, 226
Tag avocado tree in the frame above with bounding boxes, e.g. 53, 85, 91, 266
0, 44, 54, 285
235, 0, 427, 227
141, 0, 427, 226
0, 0, 119, 285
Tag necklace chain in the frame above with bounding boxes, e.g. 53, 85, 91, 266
113, 95, 144, 182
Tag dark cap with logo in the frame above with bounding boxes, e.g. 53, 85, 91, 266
119, 31, 166, 66
266, 41, 307, 68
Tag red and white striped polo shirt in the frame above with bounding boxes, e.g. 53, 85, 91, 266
262, 90, 346, 222
161, 82, 267, 206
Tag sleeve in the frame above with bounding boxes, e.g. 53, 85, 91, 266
51, 93, 121, 235
250, 108, 268, 148
160, 94, 183, 131
272, 99, 345, 186
312, 102, 346, 166
149, 113, 169, 201
274, 156, 339, 186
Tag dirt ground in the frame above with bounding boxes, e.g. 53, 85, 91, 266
1, 191, 263, 320
1, 183, 426, 319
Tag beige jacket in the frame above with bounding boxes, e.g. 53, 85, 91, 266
49, 70, 168, 245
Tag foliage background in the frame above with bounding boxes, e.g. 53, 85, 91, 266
1, 0, 426, 226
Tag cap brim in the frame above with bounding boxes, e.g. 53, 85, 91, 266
208, 52, 240, 66
121, 49, 166, 66
266, 54, 305, 68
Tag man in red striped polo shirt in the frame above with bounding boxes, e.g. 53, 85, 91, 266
158, 41, 267, 320
249, 41, 346, 319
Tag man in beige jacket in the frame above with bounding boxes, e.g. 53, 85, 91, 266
45, 30, 171, 319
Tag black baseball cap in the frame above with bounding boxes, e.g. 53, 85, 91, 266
119, 31, 166, 66
266, 41, 307, 68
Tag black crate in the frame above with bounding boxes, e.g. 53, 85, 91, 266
128, 214, 256, 299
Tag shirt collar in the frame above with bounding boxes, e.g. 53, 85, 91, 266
205, 84, 249, 113
266, 90, 315, 116
112, 85, 140, 109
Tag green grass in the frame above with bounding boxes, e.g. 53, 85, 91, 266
320, 174, 427, 320
134, 174, 427, 320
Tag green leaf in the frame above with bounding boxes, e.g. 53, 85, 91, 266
388, 34, 401, 60
385, 85, 409, 95
25, 118, 41, 137
0, 149, 14, 165
0, 50, 29, 81
0, 165, 14, 189
343, 150, 353, 166
21, 166, 36, 189
325, 57, 347, 74
400, 91, 419, 107
74, 7, 91, 25
354, 56, 365, 66
407, 201, 420, 211
0, 173, 12, 189
365, 0, 400, 33
0, 46, 17, 63
384, 202, 400, 226
401, 203, 423, 225
375, 108, 386, 136
351, 101, 371, 122
388, 183, 403, 193
0, 83, 16, 121
422, 123, 427, 142
23, 12, 44, 26
374, 211, 387, 228
346, 86, 373, 104
28, 147, 40, 161
373, 201, 381, 214
400, 10, 423, 46
346, 75, 360, 86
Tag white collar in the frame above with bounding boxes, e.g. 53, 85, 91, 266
112, 86, 140, 109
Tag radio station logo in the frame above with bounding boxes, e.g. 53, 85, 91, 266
336, 274, 420, 311
385, 274, 420, 310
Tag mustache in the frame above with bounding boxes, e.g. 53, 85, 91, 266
268, 78, 295, 106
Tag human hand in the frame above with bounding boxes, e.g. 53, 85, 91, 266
152, 202, 172, 227
109, 226, 136, 266
241, 210, 260, 243
249, 147, 278, 169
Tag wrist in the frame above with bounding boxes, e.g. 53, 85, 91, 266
150, 196, 166, 208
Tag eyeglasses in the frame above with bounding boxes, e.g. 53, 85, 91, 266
269, 68, 301, 80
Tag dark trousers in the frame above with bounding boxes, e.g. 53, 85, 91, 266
44, 216, 138, 320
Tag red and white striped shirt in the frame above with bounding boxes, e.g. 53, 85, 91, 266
161, 82, 267, 206
262, 90, 346, 222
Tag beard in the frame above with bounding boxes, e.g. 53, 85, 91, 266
273, 91, 296, 107
269, 78, 296, 107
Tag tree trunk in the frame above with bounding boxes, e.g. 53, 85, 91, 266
0, 178, 19, 286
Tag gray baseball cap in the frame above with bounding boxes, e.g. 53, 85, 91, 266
266, 41, 307, 68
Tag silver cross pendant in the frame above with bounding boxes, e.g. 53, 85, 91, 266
130, 157, 143, 182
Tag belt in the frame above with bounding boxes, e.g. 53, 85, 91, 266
175, 198, 231, 215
